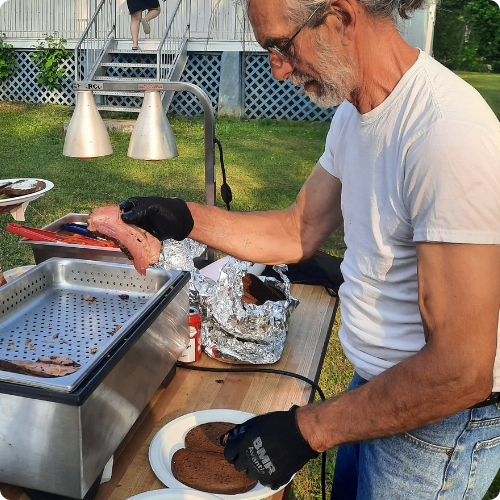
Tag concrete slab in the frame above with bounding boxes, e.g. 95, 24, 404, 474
63, 119, 136, 134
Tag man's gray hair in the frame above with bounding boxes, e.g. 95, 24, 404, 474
247, 0, 426, 22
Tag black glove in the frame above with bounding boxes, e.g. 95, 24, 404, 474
220, 406, 318, 490
119, 197, 194, 241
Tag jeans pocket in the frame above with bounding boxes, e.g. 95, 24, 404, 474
463, 434, 500, 500
403, 431, 454, 456
470, 404, 500, 426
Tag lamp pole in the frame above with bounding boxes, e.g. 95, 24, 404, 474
72, 81, 217, 263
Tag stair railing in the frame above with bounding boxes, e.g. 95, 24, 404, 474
74, 0, 116, 82
157, 0, 190, 81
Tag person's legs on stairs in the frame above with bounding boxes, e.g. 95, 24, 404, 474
130, 10, 142, 48
145, 7, 160, 22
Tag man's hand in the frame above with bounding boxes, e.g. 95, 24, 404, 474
221, 406, 318, 490
119, 196, 194, 241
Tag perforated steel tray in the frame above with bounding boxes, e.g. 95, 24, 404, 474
0, 258, 183, 392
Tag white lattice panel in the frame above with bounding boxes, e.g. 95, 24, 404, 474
0, 50, 336, 121
0, 51, 75, 105
169, 53, 221, 116
244, 55, 336, 122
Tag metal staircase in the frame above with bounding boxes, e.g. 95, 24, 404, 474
74, 0, 190, 113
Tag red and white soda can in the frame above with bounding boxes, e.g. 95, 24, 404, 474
178, 306, 202, 364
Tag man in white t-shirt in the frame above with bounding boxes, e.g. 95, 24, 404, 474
120, 0, 500, 497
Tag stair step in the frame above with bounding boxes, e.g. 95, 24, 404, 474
94, 76, 160, 82
108, 49, 158, 55
93, 90, 145, 97
101, 62, 174, 69
97, 105, 141, 113
102, 62, 156, 68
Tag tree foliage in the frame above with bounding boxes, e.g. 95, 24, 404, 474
433, 0, 500, 72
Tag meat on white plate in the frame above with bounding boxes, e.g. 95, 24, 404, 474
87, 204, 161, 276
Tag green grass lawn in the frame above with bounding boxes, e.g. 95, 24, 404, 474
456, 71, 500, 119
0, 88, 499, 499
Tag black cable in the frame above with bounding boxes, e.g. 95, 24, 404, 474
176, 364, 326, 401
214, 137, 233, 211
176, 362, 327, 500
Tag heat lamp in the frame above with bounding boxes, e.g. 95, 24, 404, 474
63, 81, 218, 262
63, 91, 113, 159
128, 90, 178, 160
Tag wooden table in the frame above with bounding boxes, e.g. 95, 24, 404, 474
1, 284, 338, 500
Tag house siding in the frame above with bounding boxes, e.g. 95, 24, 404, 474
0, 0, 435, 53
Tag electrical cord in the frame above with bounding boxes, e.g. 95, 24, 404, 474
214, 137, 233, 211
176, 362, 327, 500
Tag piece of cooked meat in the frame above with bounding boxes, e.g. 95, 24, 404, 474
241, 273, 286, 306
3, 180, 45, 196
38, 355, 80, 366
184, 422, 235, 453
171, 448, 257, 495
0, 181, 13, 194
0, 357, 81, 378
87, 204, 161, 276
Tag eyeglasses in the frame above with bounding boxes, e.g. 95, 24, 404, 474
267, 4, 324, 61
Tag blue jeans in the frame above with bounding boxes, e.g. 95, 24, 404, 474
331, 373, 500, 500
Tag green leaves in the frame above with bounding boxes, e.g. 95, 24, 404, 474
434, 0, 500, 72
29, 33, 71, 90
0, 35, 17, 80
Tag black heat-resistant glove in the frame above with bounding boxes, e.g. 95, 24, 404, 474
119, 196, 194, 241
220, 406, 318, 490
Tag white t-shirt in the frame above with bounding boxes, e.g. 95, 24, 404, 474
319, 50, 500, 391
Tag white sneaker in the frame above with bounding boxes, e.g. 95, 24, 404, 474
141, 18, 151, 35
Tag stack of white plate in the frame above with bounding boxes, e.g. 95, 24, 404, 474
148, 409, 292, 500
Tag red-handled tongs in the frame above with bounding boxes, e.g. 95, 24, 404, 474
6, 223, 118, 248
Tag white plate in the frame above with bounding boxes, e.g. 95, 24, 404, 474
3, 265, 36, 283
0, 178, 54, 206
149, 409, 289, 500
127, 488, 223, 500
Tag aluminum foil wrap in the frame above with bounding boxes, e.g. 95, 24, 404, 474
202, 258, 299, 364
154, 241, 298, 364
153, 238, 215, 308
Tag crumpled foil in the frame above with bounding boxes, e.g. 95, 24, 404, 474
154, 240, 299, 364
153, 238, 215, 308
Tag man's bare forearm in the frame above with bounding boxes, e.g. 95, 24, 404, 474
187, 202, 306, 264
186, 164, 343, 264
296, 342, 493, 452
296, 243, 500, 453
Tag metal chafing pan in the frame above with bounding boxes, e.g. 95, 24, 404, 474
0, 258, 182, 392
0, 258, 190, 498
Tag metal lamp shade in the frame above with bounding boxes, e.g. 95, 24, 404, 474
63, 91, 113, 159
128, 91, 178, 160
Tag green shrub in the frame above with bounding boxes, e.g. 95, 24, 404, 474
30, 33, 72, 90
0, 34, 17, 79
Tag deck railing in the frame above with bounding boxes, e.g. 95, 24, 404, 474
157, 0, 190, 81
0, 0, 255, 44
0, 0, 92, 40
74, 0, 116, 82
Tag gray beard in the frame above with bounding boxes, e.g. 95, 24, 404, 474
288, 41, 356, 108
